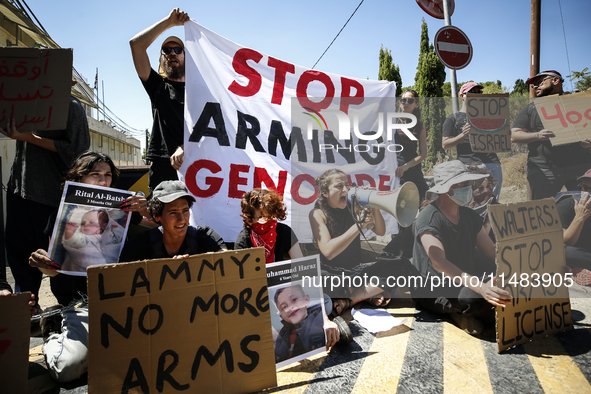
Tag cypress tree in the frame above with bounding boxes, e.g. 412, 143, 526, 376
378, 45, 402, 97
414, 19, 446, 165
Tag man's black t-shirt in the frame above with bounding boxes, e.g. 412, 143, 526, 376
413, 203, 483, 279
142, 69, 185, 160
119, 226, 225, 262
512, 101, 591, 168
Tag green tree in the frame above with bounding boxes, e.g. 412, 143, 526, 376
414, 18, 446, 165
481, 80, 506, 94
378, 45, 402, 97
511, 78, 529, 97
568, 68, 591, 92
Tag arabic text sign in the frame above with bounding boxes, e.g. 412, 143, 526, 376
0, 293, 31, 394
489, 199, 572, 352
87, 249, 277, 394
534, 91, 591, 146
466, 93, 511, 153
0, 47, 72, 132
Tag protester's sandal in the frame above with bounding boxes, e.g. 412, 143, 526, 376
333, 316, 354, 344
331, 298, 352, 318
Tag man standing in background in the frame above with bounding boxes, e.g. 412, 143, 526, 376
130, 8, 190, 191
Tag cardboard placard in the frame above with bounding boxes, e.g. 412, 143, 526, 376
534, 90, 591, 146
87, 248, 277, 394
266, 255, 327, 368
0, 47, 72, 132
0, 293, 31, 394
466, 93, 511, 153
489, 199, 572, 353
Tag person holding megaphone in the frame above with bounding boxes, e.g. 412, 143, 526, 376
309, 169, 417, 317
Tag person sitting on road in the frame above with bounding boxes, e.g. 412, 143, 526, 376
412, 160, 511, 336
120, 180, 226, 262
558, 169, 591, 285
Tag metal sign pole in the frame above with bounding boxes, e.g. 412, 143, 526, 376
443, 0, 459, 113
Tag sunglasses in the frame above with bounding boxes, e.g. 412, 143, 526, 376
467, 89, 482, 94
162, 46, 183, 55
531, 76, 552, 88
400, 97, 417, 104
581, 184, 590, 192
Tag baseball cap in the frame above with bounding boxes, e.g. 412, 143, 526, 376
161, 36, 184, 49
577, 169, 591, 181
425, 160, 489, 200
152, 181, 196, 204
459, 82, 484, 95
525, 70, 563, 85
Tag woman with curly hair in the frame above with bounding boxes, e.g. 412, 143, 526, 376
235, 188, 303, 263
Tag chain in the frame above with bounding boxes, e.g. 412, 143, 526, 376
31, 292, 88, 323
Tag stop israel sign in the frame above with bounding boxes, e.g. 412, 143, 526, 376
434, 25, 473, 70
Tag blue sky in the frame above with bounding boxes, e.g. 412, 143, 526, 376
25, 0, 591, 146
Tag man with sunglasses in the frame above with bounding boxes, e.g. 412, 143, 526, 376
130, 8, 190, 191
511, 70, 591, 200
557, 170, 591, 285
442, 82, 503, 200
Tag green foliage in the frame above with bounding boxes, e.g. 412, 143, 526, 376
414, 19, 446, 165
481, 80, 507, 94
568, 68, 591, 92
511, 79, 529, 97
378, 45, 402, 96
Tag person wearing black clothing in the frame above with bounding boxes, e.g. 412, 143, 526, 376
120, 180, 225, 262
130, 8, 190, 190
558, 169, 591, 285
235, 188, 303, 263
29, 151, 150, 306
395, 89, 429, 200
511, 70, 591, 200
442, 82, 502, 200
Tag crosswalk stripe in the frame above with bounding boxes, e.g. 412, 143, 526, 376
443, 321, 494, 394
396, 309, 444, 393
350, 307, 416, 393
525, 335, 591, 393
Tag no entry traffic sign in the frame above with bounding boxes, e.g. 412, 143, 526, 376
434, 25, 472, 70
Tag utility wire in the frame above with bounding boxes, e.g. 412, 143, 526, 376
18, 0, 51, 37
311, 0, 365, 70
557, 0, 573, 91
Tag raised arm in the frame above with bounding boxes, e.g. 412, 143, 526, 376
129, 8, 190, 81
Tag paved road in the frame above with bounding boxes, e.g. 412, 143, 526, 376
25, 284, 591, 393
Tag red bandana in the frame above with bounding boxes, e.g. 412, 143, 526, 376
250, 220, 277, 264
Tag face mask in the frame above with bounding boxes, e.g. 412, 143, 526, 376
448, 185, 473, 206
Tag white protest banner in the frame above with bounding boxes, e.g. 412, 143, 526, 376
488, 199, 573, 353
182, 21, 400, 242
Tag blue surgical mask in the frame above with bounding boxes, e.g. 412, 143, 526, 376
448, 185, 473, 206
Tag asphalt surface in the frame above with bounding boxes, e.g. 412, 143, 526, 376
22, 279, 591, 394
